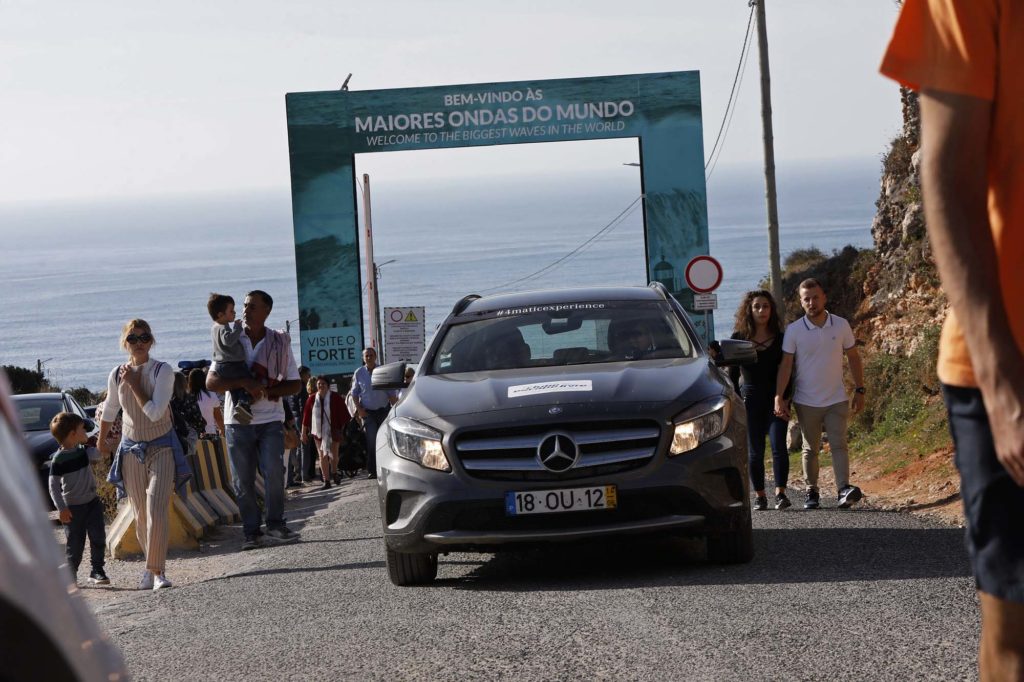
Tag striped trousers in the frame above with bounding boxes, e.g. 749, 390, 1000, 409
123, 446, 174, 573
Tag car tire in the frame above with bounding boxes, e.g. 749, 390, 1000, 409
706, 514, 754, 564
386, 547, 438, 586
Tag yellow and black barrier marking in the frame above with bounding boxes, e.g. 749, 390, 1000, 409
108, 497, 200, 559
214, 436, 236, 500
194, 439, 241, 523
178, 467, 219, 530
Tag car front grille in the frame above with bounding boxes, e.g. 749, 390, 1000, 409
454, 419, 662, 481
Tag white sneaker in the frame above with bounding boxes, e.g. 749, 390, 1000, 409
139, 570, 154, 590
153, 574, 173, 590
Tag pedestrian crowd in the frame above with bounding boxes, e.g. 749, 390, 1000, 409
47, 289, 398, 590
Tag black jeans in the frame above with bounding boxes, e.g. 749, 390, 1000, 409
301, 440, 317, 481
741, 384, 789, 492
64, 497, 106, 575
364, 407, 390, 473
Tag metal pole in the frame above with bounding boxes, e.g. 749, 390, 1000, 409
754, 0, 784, 307
373, 263, 384, 363
362, 174, 379, 352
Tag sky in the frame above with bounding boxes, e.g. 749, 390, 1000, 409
0, 0, 905, 205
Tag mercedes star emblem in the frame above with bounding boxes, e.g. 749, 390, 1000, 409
537, 432, 579, 473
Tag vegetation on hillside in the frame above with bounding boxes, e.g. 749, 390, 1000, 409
4, 364, 102, 405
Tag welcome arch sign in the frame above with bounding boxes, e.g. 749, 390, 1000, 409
286, 71, 711, 377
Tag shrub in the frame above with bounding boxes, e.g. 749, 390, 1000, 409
854, 323, 942, 444
783, 247, 827, 275
3, 365, 46, 394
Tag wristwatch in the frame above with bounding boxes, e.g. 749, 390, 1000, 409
855, 386, 866, 395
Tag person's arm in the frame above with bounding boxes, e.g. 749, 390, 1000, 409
206, 369, 264, 398
266, 379, 301, 400
350, 369, 367, 417
122, 363, 175, 422
301, 395, 313, 442
920, 88, 1024, 485
98, 367, 120, 455
221, 322, 244, 345
49, 473, 69, 521
846, 346, 865, 414
774, 353, 794, 419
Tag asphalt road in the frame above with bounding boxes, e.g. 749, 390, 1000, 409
83, 480, 979, 681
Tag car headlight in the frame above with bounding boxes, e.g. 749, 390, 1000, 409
387, 417, 450, 472
669, 396, 731, 456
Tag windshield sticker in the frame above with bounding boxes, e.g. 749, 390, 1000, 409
496, 303, 606, 317
508, 380, 593, 398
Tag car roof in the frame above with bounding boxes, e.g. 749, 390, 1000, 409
458, 285, 666, 315
11, 393, 65, 401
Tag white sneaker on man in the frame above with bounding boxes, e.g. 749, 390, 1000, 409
153, 574, 173, 590
139, 570, 154, 590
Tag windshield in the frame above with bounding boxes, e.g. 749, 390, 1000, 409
430, 301, 696, 374
15, 397, 64, 432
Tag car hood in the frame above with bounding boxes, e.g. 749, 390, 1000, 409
397, 358, 727, 421
23, 431, 57, 468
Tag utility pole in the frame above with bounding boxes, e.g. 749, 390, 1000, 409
753, 0, 784, 306
362, 174, 380, 353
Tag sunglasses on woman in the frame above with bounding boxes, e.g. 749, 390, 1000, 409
126, 333, 153, 344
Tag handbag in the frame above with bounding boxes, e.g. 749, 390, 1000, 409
283, 426, 299, 450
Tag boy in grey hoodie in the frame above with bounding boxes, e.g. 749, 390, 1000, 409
208, 292, 254, 424
48, 411, 109, 585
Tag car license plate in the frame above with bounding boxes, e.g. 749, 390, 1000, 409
505, 485, 617, 516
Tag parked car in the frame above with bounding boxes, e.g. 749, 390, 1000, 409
12, 392, 99, 500
0, 373, 128, 680
371, 283, 757, 585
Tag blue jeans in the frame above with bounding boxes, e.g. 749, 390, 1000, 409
225, 421, 286, 536
742, 384, 789, 492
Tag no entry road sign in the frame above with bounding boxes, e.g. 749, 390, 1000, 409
684, 256, 723, 294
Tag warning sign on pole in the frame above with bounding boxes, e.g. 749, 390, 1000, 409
384, 307, 426, 364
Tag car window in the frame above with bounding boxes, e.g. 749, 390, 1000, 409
431, 301, 695, 374
15, 398, 63, 432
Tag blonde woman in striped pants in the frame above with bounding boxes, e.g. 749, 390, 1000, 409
98, 319, 177, 591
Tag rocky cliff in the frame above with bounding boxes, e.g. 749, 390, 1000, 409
857, 88, 944, 356
782, 87, 943, 359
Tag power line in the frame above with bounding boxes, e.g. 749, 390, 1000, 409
479, 195, 644, 294
705, 4, 756, 181
706, 25, 754, 182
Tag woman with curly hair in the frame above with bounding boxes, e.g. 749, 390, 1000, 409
730, 290, 792, 511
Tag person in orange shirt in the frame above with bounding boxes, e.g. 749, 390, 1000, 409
882, 1, 1024, 678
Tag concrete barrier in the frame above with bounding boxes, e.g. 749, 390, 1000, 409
178, 466, 219, 531
194, 438, 241, 523
107, 497, 199, 559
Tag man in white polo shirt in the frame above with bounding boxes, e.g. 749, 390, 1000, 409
775, 278, 866, 509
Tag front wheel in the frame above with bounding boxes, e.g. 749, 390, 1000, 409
386, 547, 438, 586
706, 514, 754, 564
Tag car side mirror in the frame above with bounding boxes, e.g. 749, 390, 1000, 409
371, 362, 409, 390
83, 418, 97, 432
709, 339, 758, 367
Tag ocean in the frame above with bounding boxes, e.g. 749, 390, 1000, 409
1, 157, 879, 392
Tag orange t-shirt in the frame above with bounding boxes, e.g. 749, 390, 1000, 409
880, 0, 1024, 388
